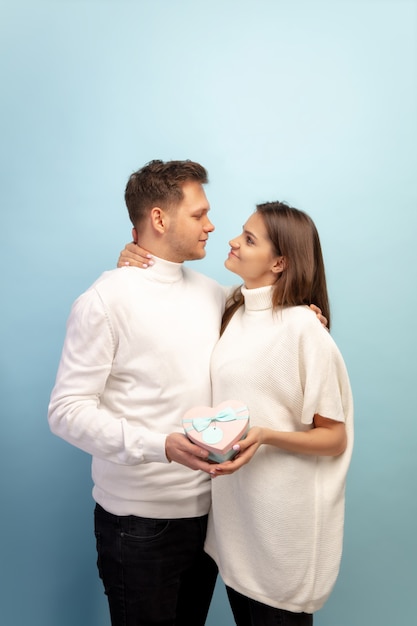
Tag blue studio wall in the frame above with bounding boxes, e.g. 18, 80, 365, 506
1, 1, 416, 624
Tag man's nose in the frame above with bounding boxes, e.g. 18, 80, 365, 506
204, 218, 215, 232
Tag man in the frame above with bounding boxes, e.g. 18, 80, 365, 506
48, 160, 225, 625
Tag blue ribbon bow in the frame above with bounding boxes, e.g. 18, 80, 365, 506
192, 407, 238, 433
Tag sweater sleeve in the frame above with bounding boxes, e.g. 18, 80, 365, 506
47, 288, 169, 465
299, 320, 351, 427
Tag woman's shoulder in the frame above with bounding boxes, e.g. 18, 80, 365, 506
282, 305, 321, 325
282, 305, 333, 342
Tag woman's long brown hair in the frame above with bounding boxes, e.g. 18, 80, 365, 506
221, 202, 330, 335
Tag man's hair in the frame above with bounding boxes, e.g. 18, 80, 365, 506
221, 202, 331, 334
125, 159, 208, 226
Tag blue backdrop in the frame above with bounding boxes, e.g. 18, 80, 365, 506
1, 1, 416, 624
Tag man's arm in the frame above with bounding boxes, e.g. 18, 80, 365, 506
48, 288, 215, 473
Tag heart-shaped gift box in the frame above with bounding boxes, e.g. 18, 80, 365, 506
182, 400, 250, 463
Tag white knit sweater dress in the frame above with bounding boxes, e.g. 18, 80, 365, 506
205, 285, 354, 614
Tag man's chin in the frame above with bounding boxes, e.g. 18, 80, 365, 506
188, 250, 206, 261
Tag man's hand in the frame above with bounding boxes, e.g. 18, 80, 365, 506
309, 304, 328, 330
165, 432, 215, 475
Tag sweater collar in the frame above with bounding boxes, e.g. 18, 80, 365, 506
145, 255, 184, 283
241, 284, 274, 311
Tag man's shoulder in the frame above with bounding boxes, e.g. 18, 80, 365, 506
78, 268, 144, 303
92, 266, 146, 288
90, 268, 120, 286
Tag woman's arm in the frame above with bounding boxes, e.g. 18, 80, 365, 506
211, 414, 347, 476
261, 414, 347, 456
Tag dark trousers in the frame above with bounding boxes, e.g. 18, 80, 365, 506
226, 586, 313, 626
94, 504, 218, 626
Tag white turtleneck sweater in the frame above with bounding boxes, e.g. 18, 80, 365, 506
48, 259, 226, 518
205, 285, 354, 614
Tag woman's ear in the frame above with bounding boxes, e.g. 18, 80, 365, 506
132, 227, 138, 243
272, 256, 286, 274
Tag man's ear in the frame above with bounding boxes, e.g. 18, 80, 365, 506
150, 207, 167, 234
272, 256, 286, 274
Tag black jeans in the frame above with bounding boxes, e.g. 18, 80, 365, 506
94, 504, 218, 626
226, 586, 313, 626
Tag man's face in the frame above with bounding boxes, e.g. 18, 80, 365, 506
166, 181, 215, 262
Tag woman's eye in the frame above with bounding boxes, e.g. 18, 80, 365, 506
246, 236, 254, 245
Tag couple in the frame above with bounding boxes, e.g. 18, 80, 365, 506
48, 159, 353, 626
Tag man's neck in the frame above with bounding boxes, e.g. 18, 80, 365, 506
135, 236, 184, 264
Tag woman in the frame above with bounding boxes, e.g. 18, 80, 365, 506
118, 202, 353, 625
205, 202, 353, 625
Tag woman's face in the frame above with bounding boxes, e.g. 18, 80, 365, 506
225, 211, 284, 288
